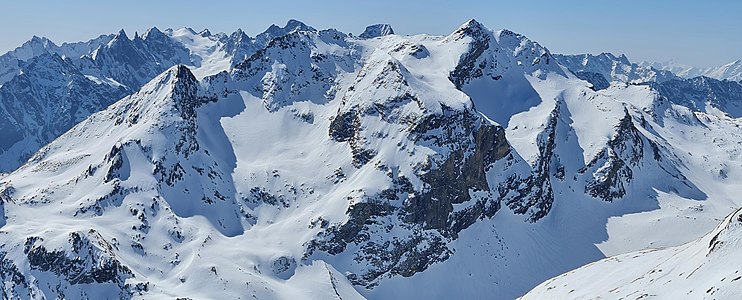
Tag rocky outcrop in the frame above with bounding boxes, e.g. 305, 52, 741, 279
313, 104, 511, 287
405, 106, 509, 232
501, 104, 562, 222
572, 70, 610, 90
25, 231, 133, 285
576, 108, 687, 202
358, 24, 395, 39
448, 20, 496, 89
580, 110, 647, 201
0, 230, 140, 299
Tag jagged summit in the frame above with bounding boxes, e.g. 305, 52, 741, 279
255, 19, 316, 45
555, 52, 679, 84
230, 28, 250, 40
285, 18, 314, 31
358, 24, 395, 39
142, 64, 197, 92
142, 26, 168, 40
4, 35, 57, 62
114, 28, 128, 39
181, 27, 198, 35
172, 64, 195, 79
27, 35, 53, 47
105, 29, 132, 49
449, 18, 490, 39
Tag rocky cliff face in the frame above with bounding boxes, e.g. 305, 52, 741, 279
358, 24, 395, 39
313, 104, 512, 287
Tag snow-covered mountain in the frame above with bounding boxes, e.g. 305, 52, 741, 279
0, 20, 316, 173
0, 53, 129, 171
522, 207, 742, 299
0, 19, 742, 299
0, 34, 118, 87
643, 59, 742, 82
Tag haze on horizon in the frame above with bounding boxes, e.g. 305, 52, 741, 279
1, 0, 739, 68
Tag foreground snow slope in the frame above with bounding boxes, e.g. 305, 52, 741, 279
522, 207, 742, 299
0, 19, 742, 299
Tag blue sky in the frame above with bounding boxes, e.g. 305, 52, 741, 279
1, 0, 740, 67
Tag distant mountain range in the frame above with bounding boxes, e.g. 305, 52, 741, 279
642, 59, 742, 82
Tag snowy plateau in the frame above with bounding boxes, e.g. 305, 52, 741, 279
0, 19, 741, 299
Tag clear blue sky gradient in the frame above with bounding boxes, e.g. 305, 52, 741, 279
1, 0, 740, 67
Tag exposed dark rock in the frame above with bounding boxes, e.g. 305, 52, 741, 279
329, 110, 359, 142
358, 24, 395, 39
311, 105, 511, 287
580, 110, 646, 202
406, 107, 509, 231
0, 252, 27, 299
170, 65, 216, 158
271, 256, 297, 279
572, 70, 610, 91
25, 231, 133, 286
448, 21, 492, 89
502, 104, 562, 222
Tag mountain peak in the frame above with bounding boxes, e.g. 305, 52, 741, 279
107, 29, 131, 47
199, 28, 212, 37
449, 19, 490, 41
257, 19, 316, 44
617, 53, 631, 64
19, 52, 69, 73
183, 27, 198, 35
232, 28, 249, 39
172, 64, 196, 83
358, 24, 395, 39
285, 19, 315, 32
129, 64, 201, 123
115, 29, 128, 39
143, 26, 167, 40
10, 35, 57, 60
461, 19, 486, 31
29, 35, 52, 44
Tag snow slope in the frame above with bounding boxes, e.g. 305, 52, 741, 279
522, 207, 742, 299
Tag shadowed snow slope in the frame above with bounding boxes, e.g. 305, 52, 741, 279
522, 207, 742, 299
